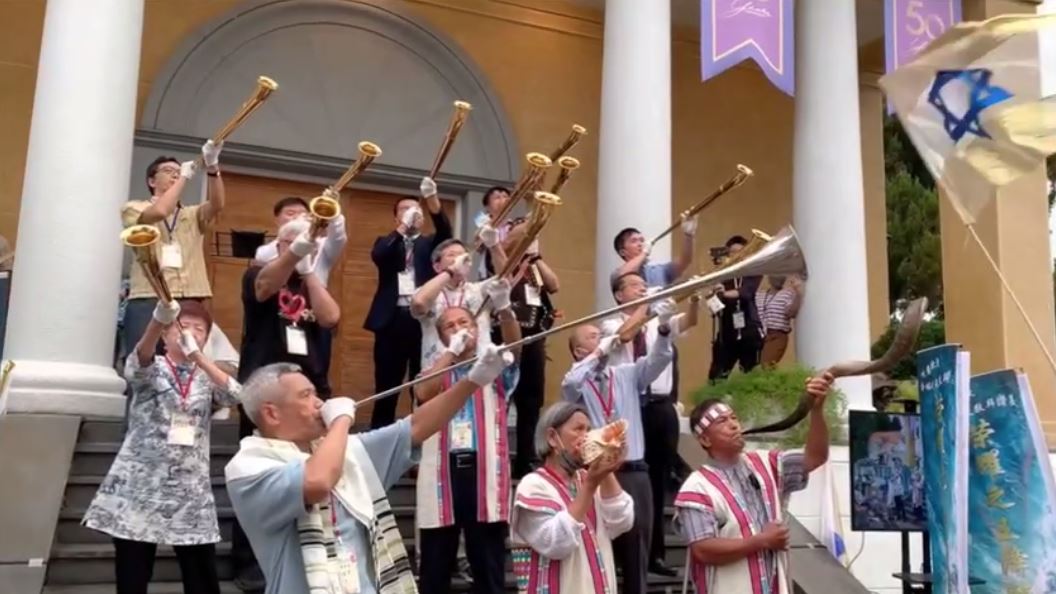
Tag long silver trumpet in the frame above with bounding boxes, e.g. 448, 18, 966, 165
357, 225, 807, 406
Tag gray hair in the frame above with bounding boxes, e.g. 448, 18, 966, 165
430, 238, 466, 263
240, 362, 303, 426
535, 401, 590, 459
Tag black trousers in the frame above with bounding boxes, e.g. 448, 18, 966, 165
418, 453, 508, 594
510, 339, 546, 478
708, 333, 762, 381
371, 307, 422, 428
642, 398, 679, 565
613, 465, 653, 594
113, 537, 220, 594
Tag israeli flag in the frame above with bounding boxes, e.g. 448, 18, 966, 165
880, 14, 1056, 223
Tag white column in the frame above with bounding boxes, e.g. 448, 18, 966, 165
5, 0, 145, 416
595, 0, 672, 307
792, 1, 872, 410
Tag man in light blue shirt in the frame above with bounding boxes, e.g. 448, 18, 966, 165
226, 344, 514, 594
560, 299, 677, 594
609, 216, 697, 290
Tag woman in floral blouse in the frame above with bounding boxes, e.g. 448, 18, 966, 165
83, 299, 240, 594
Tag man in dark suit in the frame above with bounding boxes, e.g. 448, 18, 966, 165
365, 176, 453, 428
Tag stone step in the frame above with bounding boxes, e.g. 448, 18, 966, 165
77, 418, 242, 447
69, 443, 239, 477
47, 542, 686, 591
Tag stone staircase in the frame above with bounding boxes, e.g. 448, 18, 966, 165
43, 418, 692, 593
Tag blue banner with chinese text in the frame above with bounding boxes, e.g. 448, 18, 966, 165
967, 370, 1056, 593
917, 344, 970, 593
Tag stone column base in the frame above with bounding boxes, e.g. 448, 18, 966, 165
6, 360, 125, 417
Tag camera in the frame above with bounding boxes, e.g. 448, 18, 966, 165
709, 246, 729, 265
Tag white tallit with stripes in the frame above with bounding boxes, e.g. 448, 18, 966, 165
226, 435, 416, 594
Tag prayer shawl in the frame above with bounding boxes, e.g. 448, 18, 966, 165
416, 372, 511, 529
226, 435, 416, 594
674, 451, 790, 594
510, 468, 619, 594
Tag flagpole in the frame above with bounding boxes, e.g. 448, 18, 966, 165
960, 220, 1056, 376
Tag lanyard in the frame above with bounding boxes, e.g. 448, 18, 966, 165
162, 204, 182, 237
441, 287, 464, 309
586, 369, 616, 421
164, 356, 197, 409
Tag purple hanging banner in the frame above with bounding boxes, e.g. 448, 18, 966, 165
701, 0, 795, 96
885, 0, 962, 73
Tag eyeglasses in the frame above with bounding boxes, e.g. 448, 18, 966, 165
156, 167, 180, 176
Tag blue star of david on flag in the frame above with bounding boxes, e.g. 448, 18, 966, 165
928, 69, 1013, 142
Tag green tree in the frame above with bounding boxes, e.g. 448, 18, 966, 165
884, 117, 944, 313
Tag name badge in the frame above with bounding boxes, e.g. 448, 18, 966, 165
397, 270, 415, 296
167, 412, 196, 446
706, 295, 725, 314
450, 419, 474, 451
160, 242, 183, 269
330, 545, 360, 594
732, 311, 747, 330
524, 284, 542, 307
285, 325, 309, 356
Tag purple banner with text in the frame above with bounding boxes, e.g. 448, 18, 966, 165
701, 0, 795, 96
885, 0, 962, 73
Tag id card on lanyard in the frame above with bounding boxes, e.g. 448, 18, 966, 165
441, 288, 465, 311
587, 369, 616, 423
328, 500, 361, 594
164, 357, 198, 447
160, 206, 183, 269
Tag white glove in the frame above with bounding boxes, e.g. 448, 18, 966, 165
485, 278, 512, 312
444, 329, 471, 356
652, 298, 677, 326
321, 397, 357, 428
479, 223, 499, 248
178, 329, 200, 357
468, 344, 514, 387
641, 241, 652, 257
153, 300, 181, 325
179, 160, 197, 180
289, 232, 317, 259
449, 253, 472, 279
681, 213, 698, 236
295, 254, 316, 276
420, 176, 438, 199
201, 140, 223, 168
401, 205, 423, 230
598, 335, 621, 356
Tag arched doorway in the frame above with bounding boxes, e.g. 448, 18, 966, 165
134, 0, 520, 410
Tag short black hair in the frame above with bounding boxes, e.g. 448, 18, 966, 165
613, 227, 641, 254
145, 156, 180, 194
272, 196, 309, 217
610, 271, 644, 294
393, 196, 418, 215
482, 186, 511, 207
690, 398, 728, 441
725, 235, 749, 249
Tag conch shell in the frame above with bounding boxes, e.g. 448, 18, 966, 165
581, 419, 628, 464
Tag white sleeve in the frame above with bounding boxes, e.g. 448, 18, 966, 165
598, 491, 635, 539
514, 509, 585, 561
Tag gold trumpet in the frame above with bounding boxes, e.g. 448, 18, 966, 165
358, 225, 808, 405
308, 141, 384, 234
474, 191, 562, 317
194, 76, 278, 165
548, 156, 581, 195
615, 229, 772, 342
549, 124, 587, 161
121, 225, 182, 326
429, 100, 473, 179
650, 164, 754, 246
488, 152, 553, 231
